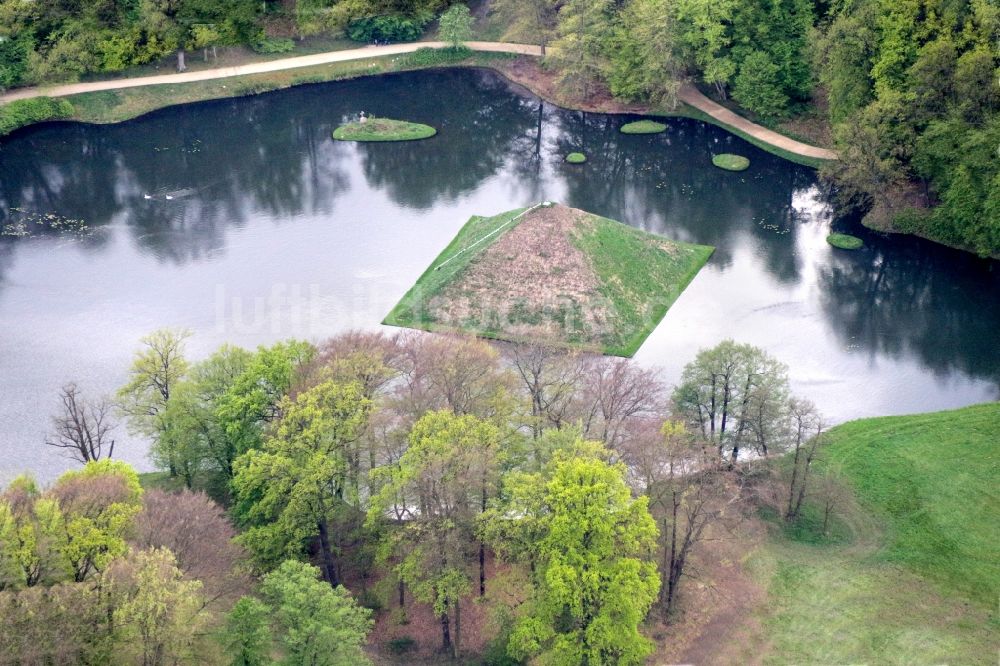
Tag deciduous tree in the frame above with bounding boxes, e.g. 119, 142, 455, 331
117, 328, 191, 477
671, 339, 790, 465
233, 380, 371, 586
369, 409, 501, 658
45, 382, 117, 464
258, 560, 373, 666
506, 450, 660, 665
439, 4, 474, 49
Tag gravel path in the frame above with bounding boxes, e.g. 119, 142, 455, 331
0, 41, 836, 160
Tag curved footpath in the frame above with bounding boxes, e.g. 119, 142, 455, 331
0, 41, 836, 161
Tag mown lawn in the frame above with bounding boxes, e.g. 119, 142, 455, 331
736, 403, 999, 664
743, 542, 996, 665
822, 403, 999, 606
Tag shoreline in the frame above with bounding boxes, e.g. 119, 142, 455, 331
0, 42, 835, 168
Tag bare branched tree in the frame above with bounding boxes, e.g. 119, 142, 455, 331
133, 489, 250, 608
620, 417, 741, 616
579, 356, 666, 447
45, 383, 117, 464
785, 398, 826, 521
501, 342, 585, 438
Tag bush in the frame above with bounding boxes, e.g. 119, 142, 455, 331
251, 37, 295, 54
347, 15, 428, 43
0, 97, 74, 137
397, 46, 472, 67
732, 50, 790, 119
231, 80, 278, 96
355, 588, 383, 612
387, 636, 416, 654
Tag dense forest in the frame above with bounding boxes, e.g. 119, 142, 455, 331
1, 330, 838, 664
0, 0, 997, 255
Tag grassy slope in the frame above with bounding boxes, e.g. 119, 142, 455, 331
570, 215, 713, 356
739, 403, 999, 665
385, 207, 713, 356
822, 403, 999, 605
383, 208, 528, 328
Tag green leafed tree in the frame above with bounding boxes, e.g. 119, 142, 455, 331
368, 409, 502, 658
438, 4, 474, 49
259, 560, 373, 666
233, 380, 371, 586
105, 547, 207, 666
732, 49, 789, 119
224, 596, 273, 666
548, 0, 614, 96
673, 0, 737, 98
157, 344, 253, 487
490, 0, 557, 54
671, 339, 790, 465
117, 328, 191, 478
216, 340, 315, 460
505, 449, 660, 665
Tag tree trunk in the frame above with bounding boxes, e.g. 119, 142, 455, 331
316, 520, 339, 587
479, 543, 486, 597
786, 439, 802, 520
398, 579, 405, 607
440, 602, 452, 653
453, 598, 461, 659
659, 517, 670, 610
480, 486, 487, 596
665, 493, 680, 613
176, 49, 186, 72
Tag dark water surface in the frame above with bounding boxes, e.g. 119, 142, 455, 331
1, 69, 997, 482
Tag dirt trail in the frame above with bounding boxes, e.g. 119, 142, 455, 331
677, 85, 838, 161
0, 41, 836, 161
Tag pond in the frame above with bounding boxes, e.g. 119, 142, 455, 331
1, 68, 997, 482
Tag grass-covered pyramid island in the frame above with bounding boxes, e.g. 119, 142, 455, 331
384, 203, 714, 356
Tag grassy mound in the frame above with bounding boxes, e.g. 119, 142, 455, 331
826, 232, 864, 250
620, 120, 667, 134
736, 403, 999, 664
712, 153, 750, 171
822, 403, 999, 606
332, 117, 436, 142
565, 152, 587, 163
384, 203, 714, 356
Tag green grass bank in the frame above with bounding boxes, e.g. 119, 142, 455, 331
737, 403, 1000, 664
822, 402, 999, 606
45, 48, 515, 128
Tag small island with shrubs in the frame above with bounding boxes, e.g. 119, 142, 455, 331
827, 232, 864, 250
332, 117, 437, 142
620, 120, 667, 134
712, 153, 751, 171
